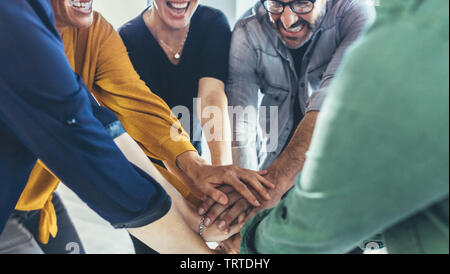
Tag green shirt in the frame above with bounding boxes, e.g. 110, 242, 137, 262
241, 0, 449, 254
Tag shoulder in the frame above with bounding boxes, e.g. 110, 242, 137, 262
322, 0, 376, 27
193, 5, 228, 24
192, 5, 230, 30
234, 1, 263, 31
232, 2, 271, 51
90, 11, 115, 35
118, 10, 146, 46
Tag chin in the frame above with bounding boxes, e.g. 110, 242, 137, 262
282, 33, 311, 49
73, 17, 93, 29
282, 38, 303, 49
158, 0, 198, 29
164, 19, 189, 30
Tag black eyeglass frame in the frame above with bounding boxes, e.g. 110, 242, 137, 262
260, 0, 316, 15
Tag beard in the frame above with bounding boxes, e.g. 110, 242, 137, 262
275, 18, 313, 49
270, 2, 328, 49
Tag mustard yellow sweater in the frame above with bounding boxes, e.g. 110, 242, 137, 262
15, 12, 198, 244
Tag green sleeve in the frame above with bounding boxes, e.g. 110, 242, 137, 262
241, 0, 449, 254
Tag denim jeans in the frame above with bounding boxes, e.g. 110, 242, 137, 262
0, 192, 85, 254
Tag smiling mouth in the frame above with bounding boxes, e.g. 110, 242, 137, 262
68, 0, 93, 13
166, 1, 190, 15
279, 20, 308, 35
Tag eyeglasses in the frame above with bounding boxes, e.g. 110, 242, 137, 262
261, 0, 315, 15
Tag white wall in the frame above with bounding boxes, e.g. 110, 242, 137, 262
93, 0, 257, 29
202, 0, 257, 25
93, 0, 148, 29
236, 0, 258, 18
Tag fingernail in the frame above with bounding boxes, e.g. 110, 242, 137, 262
218, 220, 226, 230
219, 196, 227, 204
254, 200, 261, 207
265, 193, 271, 200
224, 229, 229, 235
204, 217, 211, 227
198, 208, 205, 215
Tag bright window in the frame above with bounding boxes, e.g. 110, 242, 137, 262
93, 0, 148, 29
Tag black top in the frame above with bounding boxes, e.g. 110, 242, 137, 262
288, 41, 311, 142
119, 5, 231, 152
290, 42, 310, 79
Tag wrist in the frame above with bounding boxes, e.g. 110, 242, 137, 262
176, 151, 207, 180
207, 141, 233, 166
266, 163, 296, 192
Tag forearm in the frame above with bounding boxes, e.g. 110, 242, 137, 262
196, 112, 318, 228
200, 99, 232, 166
114, 133, 212, 252
116, 138, 231, 243
197, 78, 233, 166
268, 111, 319, 190
128, 204, 213, 254
175, 150, 208, 180
114, 133, 197, 223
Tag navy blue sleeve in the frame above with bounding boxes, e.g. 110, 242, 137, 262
198, 7, 232, 83
0, 0, 170, 232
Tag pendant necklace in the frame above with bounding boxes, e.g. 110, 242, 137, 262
159, 29, 189, 60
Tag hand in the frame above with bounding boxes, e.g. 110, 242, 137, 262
177, 151, 275, 207
201, 210, 246, 242
197, 185, 252, 230
218, 234, 242, 254
198, 170, 294, 231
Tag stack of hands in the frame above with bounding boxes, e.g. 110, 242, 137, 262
188, 162, 294, 254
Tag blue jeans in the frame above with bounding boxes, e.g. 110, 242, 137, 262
0, 192, 85, 254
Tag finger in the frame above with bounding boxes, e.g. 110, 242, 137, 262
198, 197, 216, 215
257, 170, 269, 175
238, 212, 246, 225
215, 244, 226, 254
220, 199, 251, 231
226, 222, 242, 238
222, 237, 240, 254
240, 169, 276, 190
204, 192, 242, 227
218, 185, 237, 194
256, 173, 276, 189
242, 208, 259, 224
204, 185, 228, 206
238, 172, 271, 200
198, 186, 236, 215
224, 176, 261, 207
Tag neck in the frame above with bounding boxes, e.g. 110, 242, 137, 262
55, 22, 67, 36
53, 11, 68, 35
144, 7, 189, 45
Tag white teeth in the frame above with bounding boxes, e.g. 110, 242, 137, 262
169, 2, 189, 9
69, 0, 92, 10
285, 22, 305, 33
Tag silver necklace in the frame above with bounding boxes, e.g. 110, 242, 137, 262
159, 29, 189, 60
